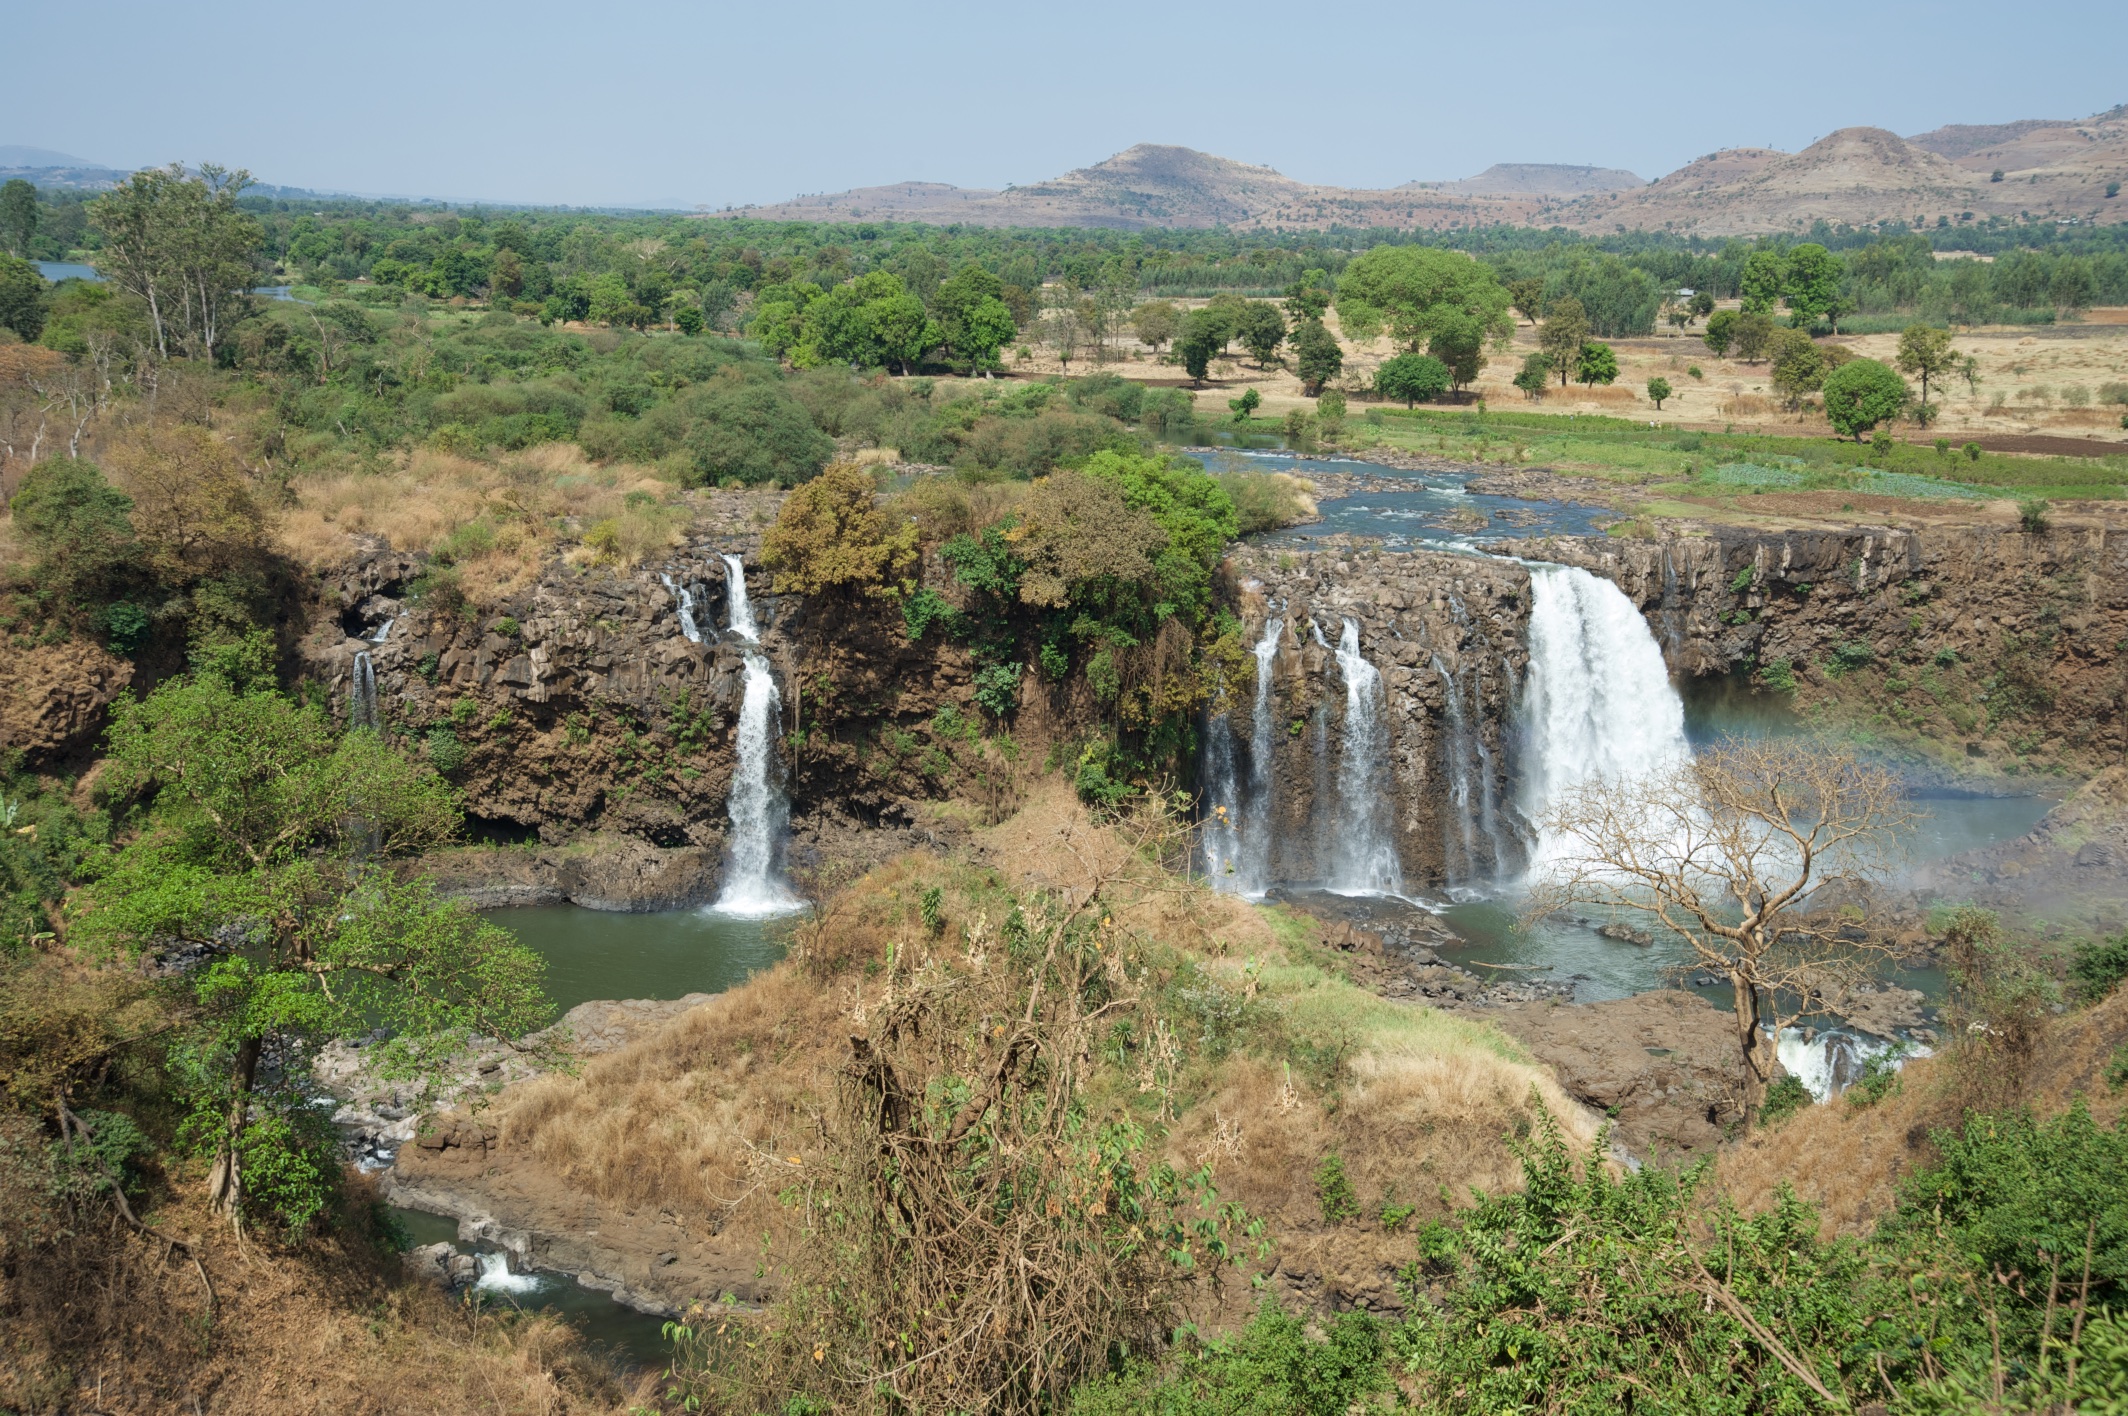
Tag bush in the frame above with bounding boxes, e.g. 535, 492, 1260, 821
7, 458, 141, 620
1069, 1305, 1391, 1416
1374, 352, 1451, 407
2071, 932, 2128, 1002
1314, 1154, 1359, 1224
1214, 471, 1317, 535
760, 461, 918, 598
2018, 497, 2051, 533
1757, 1073, 1813, 1125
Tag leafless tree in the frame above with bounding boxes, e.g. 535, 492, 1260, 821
1528, 739, 1916, 1115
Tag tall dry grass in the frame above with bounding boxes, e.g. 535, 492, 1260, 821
277, 443, 687, 601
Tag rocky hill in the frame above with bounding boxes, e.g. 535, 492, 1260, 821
714, 106, 2127, 234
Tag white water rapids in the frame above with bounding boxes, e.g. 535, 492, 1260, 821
712, 554, 800, 917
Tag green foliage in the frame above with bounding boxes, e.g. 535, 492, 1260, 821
759, 461, 918, 598
1227, 387, 1261, 422
1646, 376, 1672, 409
424, 726, 466, 775
1335, 246, 1512, 353
1845, 1045, 1909, 1107
1702, 307, 1738, 357
1757, 1073, 1813, 1125
1574, 340, 1618, 386
2018, 497, 2051, 533
7, 458, 142, 630
1374, 352, 1451, 407
2071, 933, 2128, 1002
1512, 353, 1550, 399
1758, 658, 1797, 694
1290, 317, 1342, 394
0, 253, 45, 341
1069, 1305, 1392, 1416
1314, 1154, 1359, 1224
1821, 357, 1909, 439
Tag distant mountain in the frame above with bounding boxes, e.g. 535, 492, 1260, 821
0, 145, 110, 169
1422, 163, 1643, 197
715, 108, 2127, 235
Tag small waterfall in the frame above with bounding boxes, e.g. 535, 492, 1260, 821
1433, 655, 1479, 882
370, 617, 395, 645
713, 555, 798, 916
661, 573, 702, 644
1330, 618, 1402, 895
1201, 710, 1245, 888
1776, 1028, 1927, 1102
1238, 618, 1284, 894
1520, 564, 1690, 868
720, 554, 758, 640
474, 1252, 543, 1295
349, 651, 378, 730
1204, 618, 1285, 898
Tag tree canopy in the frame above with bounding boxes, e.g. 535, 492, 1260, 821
1334, 246, 1512, 354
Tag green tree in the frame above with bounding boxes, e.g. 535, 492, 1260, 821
1702, 308, 1739, 357
0, 254, 44, 342
1690, 290, 1715, 320
1646, 376, 1672, 409
7, 457, 141, 620
760, 461, 919, 598
1780, 243, 1843, 327
1290, 317, 1342, 395
90, 164, 265, 360
1738, 249, 1786, 315
932, 264, 1017, 373
1513, 353, 1551, 400
1425, 309, 1489, 394
1175, 309, 1226, 387
1227, 388, 1262, 422
0, 179, 36, 257
1538, 296, 1589, 386
1732, 310, 1776, 364
1374, 352, 1451, 407
1334, 246, 1512, 353
1894, 324, 1959, 413
1281, 268, 1333, 322
1822, 358, 1910, 440
680, 379, 835, 486
673, 304, 705, 335
1575, 340, 1618, 386
1131, 300, 1179, 353
747, 281, 820, 359
1232, 301, 1286, 368
79, 661, 551, 1223
1768, 329, 1827, 410
1507, 277, 1545, 327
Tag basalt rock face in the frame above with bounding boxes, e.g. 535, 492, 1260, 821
0, 638, 134, 771
1223, 546, 1533, 890
1498, 525, 2128, 774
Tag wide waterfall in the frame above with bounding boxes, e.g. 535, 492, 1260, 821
349, 651, 378, 730
1330, 618, 1403, 896
1203, 618, 1284, 897
661, 573, 703, 643
712, 555, 799, 916
1519, 563, 1690, 867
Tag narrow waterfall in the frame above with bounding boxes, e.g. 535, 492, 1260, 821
1238, 618, 1284, 895
661, 573, 702, 644
1330, 618, 1403, 895
1433, 655, 1479, 881
712, 556, 798, 916
1204, 617, 1285, 897
370, 617, 395, 644
1201, 710, 1244, 887
720, 554, 758, 639
1519, 564, 1690, 867
349, 651, 378, 730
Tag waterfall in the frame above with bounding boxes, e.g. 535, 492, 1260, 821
1204, 618, 1285, 898
661, 573, 703, 644
1519, 564, 1690, 868
474, 1251, 543, 1295
720, 553, 758, 640
370, 617, 395, 644
349, 651, 378, 730
713, 555, 798, 916
1238, 618, 1284, 895
1433, 655, 1479, 882
1201, 711, 1244, 888
1330, 618, 1402, 896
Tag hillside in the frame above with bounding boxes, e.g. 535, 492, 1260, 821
716, 106, 2127, 234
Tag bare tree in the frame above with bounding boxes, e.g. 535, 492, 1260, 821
90, 163, 263, 360
1528, 739, 1915, 1115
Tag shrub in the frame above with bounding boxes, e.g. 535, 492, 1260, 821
1069, 1305, 1391, 1416
2071, 932, 2128, 1002
761, 462, 919, 598
1314, 1154, 1359, 1224
1214, 471, 1317, 535
1757, 1073, 1813, 1125
2018, 498, 2051, 534
1964, 441, 1982, 461
424, 727, 466, 775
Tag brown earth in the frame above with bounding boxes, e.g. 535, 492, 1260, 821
0, 637, 133, 771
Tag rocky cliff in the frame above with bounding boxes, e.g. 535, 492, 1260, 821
1223, 545, 1532, 888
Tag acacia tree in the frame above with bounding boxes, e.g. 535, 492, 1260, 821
77, 650, 552, 1224
1894, 324, 1958, 413
1539, 297, 1590, 386
1528, 739, 1914, 1115
90, 164, 264, 360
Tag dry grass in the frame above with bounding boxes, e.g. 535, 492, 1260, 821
1714, 988, 2128, 1237
0, 1179, 648, 1415
277, 443, 687, 600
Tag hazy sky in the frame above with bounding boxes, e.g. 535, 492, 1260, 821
9, 0, 2124, 209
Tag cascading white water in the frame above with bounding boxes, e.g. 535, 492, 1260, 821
713, 555, 798, 916
370, 617, 395, 644
1238, 618, 1285, 895
1203, 618, 1285, 898
661, 573, 702, 644
1520, 564, 1690, 868
474, 1251, 544, 1295
349, 651, 378, 730
1776, 1028, 1926, 1102
1433, 655, 1479, 881
720, 553, 758, 639
1330, 618, 1403, 895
